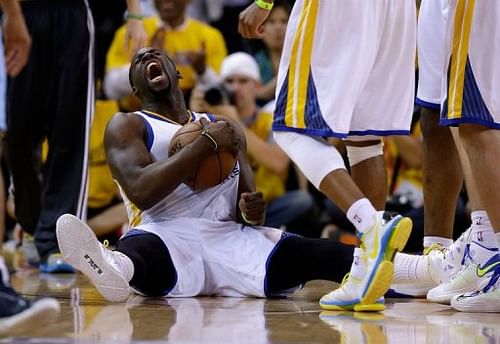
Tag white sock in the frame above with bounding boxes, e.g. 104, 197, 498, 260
111, 251, 135, 282
471, 210, 491, 227
423, 236, 453, 249
0, 256, 10, 286
346, 198, 377, 233
393, 253, 433, 283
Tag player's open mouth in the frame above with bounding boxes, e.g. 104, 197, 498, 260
146, 61, 164, 82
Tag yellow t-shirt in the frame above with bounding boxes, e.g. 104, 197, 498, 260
87, 100, 121, 209
247, 110, 286, 202
106, 16, 227, 93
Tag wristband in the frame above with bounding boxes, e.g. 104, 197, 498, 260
201, 130, 218, 151
126, 12, 144, 20
255, 0, 273, 11
241, 212, 258, 225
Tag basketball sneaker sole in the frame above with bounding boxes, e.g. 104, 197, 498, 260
361, 217, 412, 305
56, 214, 130, 302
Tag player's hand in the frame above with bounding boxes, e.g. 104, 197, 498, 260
2, 12, 31, 77
199, 118, 240, 154
238, 2, 271, 39
125, 19, 148, 57
238, 192, 266, 225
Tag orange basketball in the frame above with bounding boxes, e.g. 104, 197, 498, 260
168, 120, 237, 190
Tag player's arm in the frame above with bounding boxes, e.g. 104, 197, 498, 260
0, 0, 31, 77
124, 0, 147, 55
238, 0, 273, 39
105, 113, 223, 210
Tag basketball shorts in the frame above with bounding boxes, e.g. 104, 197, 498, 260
273, 0, 416, 138
416, 0, 448, 110
440, 0, 500, 128
134, 218, 288, 298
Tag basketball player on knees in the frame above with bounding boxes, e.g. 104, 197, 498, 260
55, 47, 373, 309
239, 0, 415, 310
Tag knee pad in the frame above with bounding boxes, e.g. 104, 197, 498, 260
345, 141, 384, 167
273, 131, 346, 189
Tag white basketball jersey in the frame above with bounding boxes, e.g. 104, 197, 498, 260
117, 110, 284, 297
118, 110, 240, 227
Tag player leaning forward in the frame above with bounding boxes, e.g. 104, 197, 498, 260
56, 47, 410, 310
239, 0, 416, 309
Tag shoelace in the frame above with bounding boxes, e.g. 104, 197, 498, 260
423, 243, 446, 255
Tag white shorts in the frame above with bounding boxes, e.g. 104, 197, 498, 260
134, 218, 286, 298
273, 0, 416, 138
416, 0, 448, 109
441, 1, 500, 128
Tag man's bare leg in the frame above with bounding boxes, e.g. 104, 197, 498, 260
421, 108, 463, 244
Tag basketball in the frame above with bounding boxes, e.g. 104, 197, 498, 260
168, 120, 237, 190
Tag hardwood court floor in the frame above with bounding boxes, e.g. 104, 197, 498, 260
3, 269, 500, 343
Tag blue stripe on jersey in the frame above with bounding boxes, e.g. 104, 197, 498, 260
441, 57, 495, 126
207, 113, 217, 122
273, 71, 289, 128
304, 69, 330, 131
273, 69, 333, 137
415, 98, 440, 110
143, 118, 155, 151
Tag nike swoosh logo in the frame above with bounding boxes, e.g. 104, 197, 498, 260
368, 227, 380, 260
476, 261, 500, 277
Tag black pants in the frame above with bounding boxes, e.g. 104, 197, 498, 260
116, 232, 354, 297
5, 0, 94, 261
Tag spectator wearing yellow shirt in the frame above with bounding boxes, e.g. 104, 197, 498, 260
104, 0, 227, 109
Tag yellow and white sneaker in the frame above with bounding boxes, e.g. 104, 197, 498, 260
359, 212, 412, 304
451, 255, 500, 313
56, 214, 133, 302
320, 248, 385, 312
427, 239, 499, 304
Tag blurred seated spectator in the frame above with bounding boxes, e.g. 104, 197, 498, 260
104, 0, 227, 110
190, 52, 315, 230
250, 0, 290, 105
86, 99, 128, 244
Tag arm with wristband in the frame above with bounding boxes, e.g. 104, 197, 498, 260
238, 0, 275, 39
125, 0, 147, 56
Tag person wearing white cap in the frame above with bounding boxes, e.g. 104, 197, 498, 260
218, 52, 315, 231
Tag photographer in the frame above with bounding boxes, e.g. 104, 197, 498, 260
190, 52, 315, 231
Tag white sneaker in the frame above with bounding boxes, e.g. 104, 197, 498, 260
390, 227, 472, 297
427, 240, 498, 304
451, 254, 500, 313
438, 227, 472, 283
56, 214, 131, 302
359, 211, 412, 304
319, 248, 385, 312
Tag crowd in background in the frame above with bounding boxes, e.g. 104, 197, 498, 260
1, 0, 472, 272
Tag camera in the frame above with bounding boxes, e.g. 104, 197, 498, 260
203, 84, 235, 106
